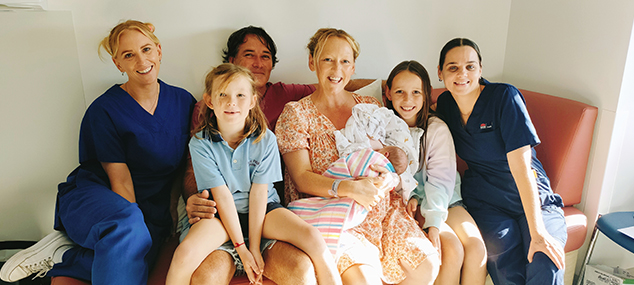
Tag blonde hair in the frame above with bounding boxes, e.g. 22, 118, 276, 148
307, 28, 360, 66
193, 63, 268, 144
99, 20, 160, 59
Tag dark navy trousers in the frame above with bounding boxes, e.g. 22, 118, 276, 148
48, 179, 164, 285
468, 199, 567, 285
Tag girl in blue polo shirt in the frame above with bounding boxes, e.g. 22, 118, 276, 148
435, 38, 567, 285
166, 63, 341, 285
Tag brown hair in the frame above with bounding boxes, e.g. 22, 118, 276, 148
438, 38, 485, 85
381, 146, 408, 175
99, 20, 160, 59
385, 60, 434, 130
384, 60, 435, 172
307, 28, 360, 66
193, 63, 267, 144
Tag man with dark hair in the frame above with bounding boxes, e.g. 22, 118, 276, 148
183, 26, 375, 285
222, 26, 279, 67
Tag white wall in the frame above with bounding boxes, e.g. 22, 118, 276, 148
47, 0, 511, 103
1, 0, 512, 240
0, 11, 85, 240
503, 0, 634, 274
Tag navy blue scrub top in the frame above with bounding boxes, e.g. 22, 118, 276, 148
436, 80, 563, 214
58, 80, 196, 229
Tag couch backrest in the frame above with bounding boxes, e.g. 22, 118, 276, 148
430, 88, 598, 206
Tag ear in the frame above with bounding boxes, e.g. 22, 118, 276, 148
385, 86, 392, 101
112, 57, 123, 73
203, 93, 214, 109
437, 65, 443, 82
229, 57, 235, 64
249, 93, 257, 109
308, 54, 316, 72
157, 44, 162, 61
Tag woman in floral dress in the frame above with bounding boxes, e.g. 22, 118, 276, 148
275, 28, 440, 285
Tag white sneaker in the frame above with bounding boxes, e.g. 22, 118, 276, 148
0, 231, 75, 282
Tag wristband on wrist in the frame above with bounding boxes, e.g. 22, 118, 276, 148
234, 241, 245, 248
329, 179, 342, 198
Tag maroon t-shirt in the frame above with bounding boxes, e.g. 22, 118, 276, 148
191, 82, 315, 132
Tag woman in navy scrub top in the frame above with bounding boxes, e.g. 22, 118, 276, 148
1, 20, 196, 285
435, 38, 566, 285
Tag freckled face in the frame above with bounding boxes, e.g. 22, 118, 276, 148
113, 30, 162, 85
386, 71, 424, 127
206, 75, 256, 128
438, 46, 482, 97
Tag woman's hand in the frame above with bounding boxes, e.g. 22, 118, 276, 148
237, 245, 263, 285
407, 198, 418, 218
185, 190, 217, 224
528, 231, 565, 270
342, 179, 382, 211
345, 164, 396, 211
427, 226, 442, 256
369, 164, 399, 193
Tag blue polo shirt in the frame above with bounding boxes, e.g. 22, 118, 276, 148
189, 129, 281, 214
436, 80, 563, 214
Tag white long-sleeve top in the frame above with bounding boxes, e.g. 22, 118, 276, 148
410, 116, 462, 230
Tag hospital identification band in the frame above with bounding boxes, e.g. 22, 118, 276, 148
329, 179, 342, 198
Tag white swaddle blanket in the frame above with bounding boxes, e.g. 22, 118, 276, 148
334, 104, 419, 202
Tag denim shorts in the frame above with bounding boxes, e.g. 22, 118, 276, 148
179, 202, 283, 275
448, 200, 466, 210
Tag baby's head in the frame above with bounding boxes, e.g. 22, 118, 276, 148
378, 145, 408, 175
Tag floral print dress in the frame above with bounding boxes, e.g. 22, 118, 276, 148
275, 94, 437, 284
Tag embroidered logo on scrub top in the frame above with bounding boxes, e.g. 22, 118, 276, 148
480, 122, 493, 130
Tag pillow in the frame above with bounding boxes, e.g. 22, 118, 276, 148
354, 79, 383, 106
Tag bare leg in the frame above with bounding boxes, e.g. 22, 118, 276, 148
341, 264, 382, 285
446, 206, 487, 285
414, 209, 462, 285
262, 241, 317, 285
262, 208, 341, 285
191, 250, 236, 285
166, 219, 228, 285
399, 253, 440, 285
434, 224, 464, 285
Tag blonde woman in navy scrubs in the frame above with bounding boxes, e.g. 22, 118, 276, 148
0, 20, 195, 285
435, 38, 566, 285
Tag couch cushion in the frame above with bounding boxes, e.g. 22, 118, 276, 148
563, 206, 588, 252
521, 90, 597, 206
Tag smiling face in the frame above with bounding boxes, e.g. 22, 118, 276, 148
206, 74, 256, 129
386, 71, 424, 127
112, 29, 162, 86
229, 34, 273, 91
438, 45, 482, 97
309, 36, 355, 94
